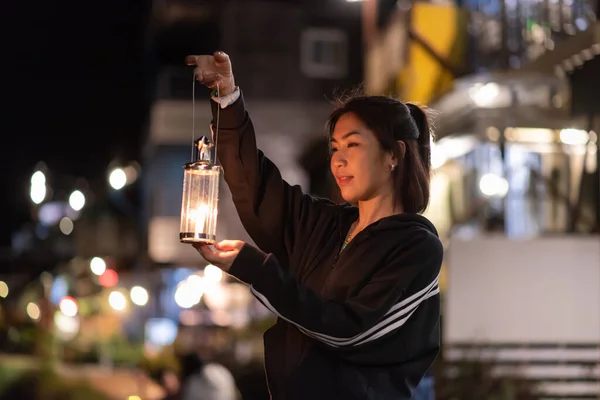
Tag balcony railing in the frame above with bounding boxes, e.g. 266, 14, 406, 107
367, 0, 598, 99
465, 0, 598, 71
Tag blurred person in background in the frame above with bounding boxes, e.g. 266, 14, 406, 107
178, 352, 238, 400
155, 368, 182, 400
186, 52, 443, 400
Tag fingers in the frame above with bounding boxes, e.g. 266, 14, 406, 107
212, 51, 230, 66
193, 243, 219, 263
185, 52, 233, 93
185, 55, 200, 66
214, 240, 243, 251
195, 70, 222, 88
185, 52, 230, 67
192, 242, 240, 260
191, 242, 210, 250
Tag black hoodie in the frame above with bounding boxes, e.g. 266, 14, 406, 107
211, 90, 443, 400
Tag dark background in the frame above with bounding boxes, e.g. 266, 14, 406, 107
0, 0, 153, 247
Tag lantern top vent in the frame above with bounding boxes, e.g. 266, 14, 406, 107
192, 135, 215, 165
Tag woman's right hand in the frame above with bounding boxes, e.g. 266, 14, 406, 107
186, 51, 236, 97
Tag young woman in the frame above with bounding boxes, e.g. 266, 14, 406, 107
186, 52, 443, 400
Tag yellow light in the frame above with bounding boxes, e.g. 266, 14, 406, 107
559, 128, 589, 146
108, 290, 127, 311
54, 312, 80, 341
27, 302, 41, 320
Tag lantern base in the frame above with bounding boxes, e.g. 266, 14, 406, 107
180, 232, 216, 244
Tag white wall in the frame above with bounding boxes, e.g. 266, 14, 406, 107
444, 235, 600, 397
445, 235, 600, 343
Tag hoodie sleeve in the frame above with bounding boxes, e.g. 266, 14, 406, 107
211, 90, 331, 266
229, 228, 443, 348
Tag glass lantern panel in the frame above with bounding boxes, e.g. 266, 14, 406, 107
180, 164, 220, 243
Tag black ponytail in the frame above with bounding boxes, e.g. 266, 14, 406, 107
406, 103, 432, 175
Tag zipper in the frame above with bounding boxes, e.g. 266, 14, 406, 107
321, 225, 364, 290
290, 220, 371, 398
335, 228, 370, 264
290, 225, 347, 386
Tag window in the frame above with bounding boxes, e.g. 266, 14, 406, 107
300, 28, 348, 79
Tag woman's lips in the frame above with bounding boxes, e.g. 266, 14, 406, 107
336, 176, 354, 186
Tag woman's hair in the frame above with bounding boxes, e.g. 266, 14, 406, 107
325, 94, 433, 214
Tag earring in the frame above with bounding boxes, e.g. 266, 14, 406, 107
390, 164, 396, 172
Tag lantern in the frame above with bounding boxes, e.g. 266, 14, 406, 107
180, 134, 220, 244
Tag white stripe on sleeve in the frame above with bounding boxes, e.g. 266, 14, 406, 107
249, 274, 439, 348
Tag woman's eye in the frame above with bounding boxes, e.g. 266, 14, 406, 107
330, 148, 338, 153
347, 142, 359, 148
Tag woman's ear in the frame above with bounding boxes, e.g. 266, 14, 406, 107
389, 141, 406, 170
396, 140, 406, 160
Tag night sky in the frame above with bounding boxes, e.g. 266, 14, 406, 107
0, 1, 152, 246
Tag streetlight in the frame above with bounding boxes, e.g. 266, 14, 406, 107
68, 190, 86, 211
174, 279, 202, 309
130, 286, 149, 306
30, 170, 47, 204
109, 168, 127, 190
479, 173, 509, 198
90, 257, 107, 276
108, 290, 127, 311
108, 164, 139, 190
59, 296, 78, 317
204, 264, 223, 283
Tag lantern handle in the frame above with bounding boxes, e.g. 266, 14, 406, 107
213, 82, 220, 166
191, 76, 220, 165
191, 75, 196, 162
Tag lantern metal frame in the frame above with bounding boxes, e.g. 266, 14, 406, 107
179, 131, 221, 244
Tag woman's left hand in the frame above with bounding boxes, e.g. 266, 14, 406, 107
192, 240, 245, 273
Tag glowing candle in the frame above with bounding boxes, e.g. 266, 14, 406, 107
194, 204, 209, 234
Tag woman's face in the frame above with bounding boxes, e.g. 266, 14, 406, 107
330, 113, 395, 203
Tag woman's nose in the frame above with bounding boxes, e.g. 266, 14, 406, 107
331, 152, 347, 168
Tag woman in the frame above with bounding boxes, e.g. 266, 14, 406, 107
186, 52, 443, 400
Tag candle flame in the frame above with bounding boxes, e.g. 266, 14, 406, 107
191, 203, 210, 234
